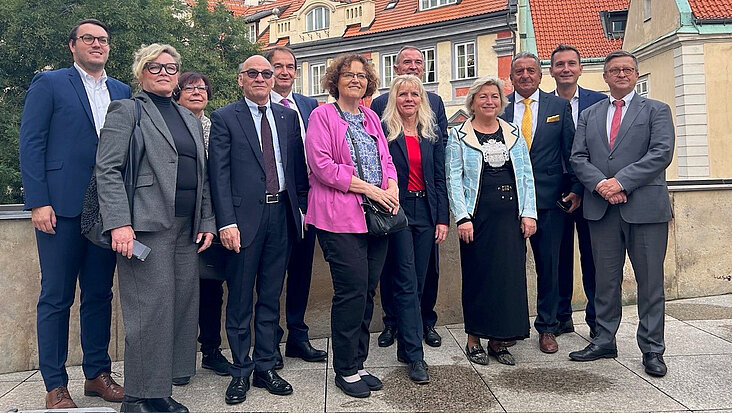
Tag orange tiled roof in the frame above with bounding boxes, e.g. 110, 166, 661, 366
529, 0, 629, 60
688, 0, 732, 19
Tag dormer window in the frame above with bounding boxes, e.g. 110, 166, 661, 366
600, 9, 628, 39
306, 7, 330, 31
420, 0, 457, 11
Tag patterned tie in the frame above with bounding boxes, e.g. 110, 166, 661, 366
258, 106, 279, 194
521, 98, 534, 148
280, 98, 291, 109
609, 99, 625, 149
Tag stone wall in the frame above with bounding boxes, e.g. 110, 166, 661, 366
1, 186, 730, 374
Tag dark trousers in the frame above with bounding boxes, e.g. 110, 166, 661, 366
276, 226, 317, 344
35, 215, 116, 391
421, 246, 440, 328
530, 208, 566, 334
558, 207, 597, 329
317, 229, 389, 376
199, 278, 225, 355
589, 205, 668, 354
226, 201, 292, 378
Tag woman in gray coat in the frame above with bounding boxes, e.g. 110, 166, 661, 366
96, 44, 216, 413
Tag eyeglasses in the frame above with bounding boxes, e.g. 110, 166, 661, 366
145, 62, 180, 75
75, 34, 109, 46
606, 67, 636, 76
341, 72, 368, 80
240, 69, 274, 79
181, 85, 208, 93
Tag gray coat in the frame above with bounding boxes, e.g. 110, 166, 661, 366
96, 91, 217, 238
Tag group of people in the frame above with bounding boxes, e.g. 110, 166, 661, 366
19, 17, 674, 412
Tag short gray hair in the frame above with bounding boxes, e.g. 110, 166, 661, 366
395, 46, 423, 65
510, 51, 541, 73
603, 50, 638, 72
464, 76, 508, 117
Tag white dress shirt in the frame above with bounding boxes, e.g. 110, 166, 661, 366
605, 90, 635, 143
74, 63, 111, 136
245, 97, 286, 192
555, 87, 580, 126
270, 90, 306, 144
512, 89, 541, 138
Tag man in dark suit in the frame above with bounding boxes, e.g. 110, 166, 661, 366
208, 55, 308, 404
569, 50, 674, 378
370, 46, 449, 349
265, 46, 326, 367
549, 44, 607, 339
500, 52, 580, 354
18, 19, 130, 409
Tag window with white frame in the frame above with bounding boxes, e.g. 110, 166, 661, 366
422, 48, 436, 83
294, 66, 303, 95
455, 42, 476, 80
306, 7, 330, 31
310, 64, 326, 95
420, 0, 457, 11
382, 54, 397, 87
247, 24, 257, 43
635, 74, 649, 97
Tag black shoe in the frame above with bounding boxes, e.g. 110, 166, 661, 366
556, 319, 575, 336
465, 343, 489, 365
225, 376, 249, 405
359, 373, 382, 390
147, 397, 189, 413
643, 352, 667, 377
408, 360, 430, 384
285, 340, 327, 362
487, 344, 516, 366
424, 325, 442, 347
171, 376, 190, 386
335, 375, 370, 398
378, 326, 396, 347
253, 369, 293, 395
121, 396, 156, 412
569, 343, 618, 361
202, 348, 232, 376
274, 346, 284, 370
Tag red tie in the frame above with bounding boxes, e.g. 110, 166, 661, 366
609, 99, 625, 149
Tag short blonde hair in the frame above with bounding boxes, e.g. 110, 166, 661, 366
464, 76, 508, 117
382, 75, 437, 143
131, 43, 182, 83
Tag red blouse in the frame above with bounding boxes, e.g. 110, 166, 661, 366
405, 135, 426, 191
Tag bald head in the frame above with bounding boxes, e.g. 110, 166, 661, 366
238, 55, 274, 105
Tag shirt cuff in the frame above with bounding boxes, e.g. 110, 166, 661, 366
219, 223, 237, 231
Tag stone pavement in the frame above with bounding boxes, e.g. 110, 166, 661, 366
2, 294, 731, 412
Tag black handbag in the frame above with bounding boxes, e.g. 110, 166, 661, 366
81, 98, 144, 248
333, 103, 407, 237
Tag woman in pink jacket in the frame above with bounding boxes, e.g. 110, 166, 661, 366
305, 53, 398, 398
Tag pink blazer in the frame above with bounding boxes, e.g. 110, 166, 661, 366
305, 103, 397, 233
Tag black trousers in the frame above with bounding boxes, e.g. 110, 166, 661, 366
199, 278, 225, 354
276, 226, 317, 344
317, 229, 389, 376
558, 207, 597, 330
421, 246, 440, 328
530, 208, 566, 334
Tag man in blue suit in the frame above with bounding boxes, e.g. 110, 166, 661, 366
549, 44, 607, 340
370, 46, 449, 349
265, 46, 326, 366
19, 19, 130, 409
500, 52, 580, 354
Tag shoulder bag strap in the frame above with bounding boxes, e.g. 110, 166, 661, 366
334, 102, 378, 208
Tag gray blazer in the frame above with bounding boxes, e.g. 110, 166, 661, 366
96, 91, 217, 239
570, 94, 674, 224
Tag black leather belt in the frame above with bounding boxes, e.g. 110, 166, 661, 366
406, 190, 427, 198
265, 193, 281, 204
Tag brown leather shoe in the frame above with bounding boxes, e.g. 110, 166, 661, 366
46, 386, 77, 409
539, 333, 558, 353
84, 371, 124, 402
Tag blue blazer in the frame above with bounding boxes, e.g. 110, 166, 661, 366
500, 90, 580, 208
19, 66, 131, 217
292, 92, 318, 130
208, 99, 309, 248
578, 86, 607, 115
370, 91, 448, 148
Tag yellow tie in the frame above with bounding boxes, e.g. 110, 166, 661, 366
521, 98, 533, 148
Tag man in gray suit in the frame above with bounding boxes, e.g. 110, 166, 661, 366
568, 50, 674, 378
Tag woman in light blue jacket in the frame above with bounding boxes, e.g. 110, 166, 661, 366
446, 76, 537, 366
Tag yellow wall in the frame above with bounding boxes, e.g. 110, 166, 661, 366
704, 42, 732, 178
476, 34, 497, 77
436, 40, 453, 116
538, 64, 609, 94
624, 0, 681, 51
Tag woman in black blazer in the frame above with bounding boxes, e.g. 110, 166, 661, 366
380, 74, 449, 384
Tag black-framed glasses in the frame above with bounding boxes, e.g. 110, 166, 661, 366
76, 34, 109, 46
145, 62, 180, 75
341, 72, 368, 80
181, 85, 208, 93
606, 67, 635, 76
240, 69, 274, 79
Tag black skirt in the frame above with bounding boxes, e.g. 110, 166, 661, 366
460, 165, 530, 341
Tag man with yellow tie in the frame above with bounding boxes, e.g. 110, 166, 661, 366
500, 52, 581, 354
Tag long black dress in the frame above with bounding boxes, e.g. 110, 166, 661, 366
460, 127, 530, 341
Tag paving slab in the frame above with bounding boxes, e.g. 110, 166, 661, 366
0, 379, 122, 411
0, 382, 20, 399
617, 354, 732, 411
326, 365, 501, 412
685, 320, 732, 342
666, 296, 732, 321
0, 370, 36, 383
474, 357, 686, 412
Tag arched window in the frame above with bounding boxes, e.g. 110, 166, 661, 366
306, 6, 330, 31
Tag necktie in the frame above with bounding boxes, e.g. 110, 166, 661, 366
280, 98, 291, 109
521, 98, 533, 148
609, 99, 625, 149
258, 106, 279, 194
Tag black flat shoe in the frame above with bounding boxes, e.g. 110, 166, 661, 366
147, 397, 188, 413
121, 396, 156, 412
285, 340, 327, 362
253, 369, 293, 395
335, 375, 370, 398
569, 343, 618, 361
202, 348, 232, 376
225, 376, 249, 405
408, 360, 430, 384
465, 343, 489, 365
488, 344, 516, 366
274, 346, 284, 370
172, 376, 190, 386
643, 352, 667, 377
359, 373, 382, 391
378, 326, 396, 347
556, 319, 575, 336
424, 325, 442, 347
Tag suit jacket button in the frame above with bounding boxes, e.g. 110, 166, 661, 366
259, 199, 263, 204
609, 155, 613, 160
261, 177, 265, 182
